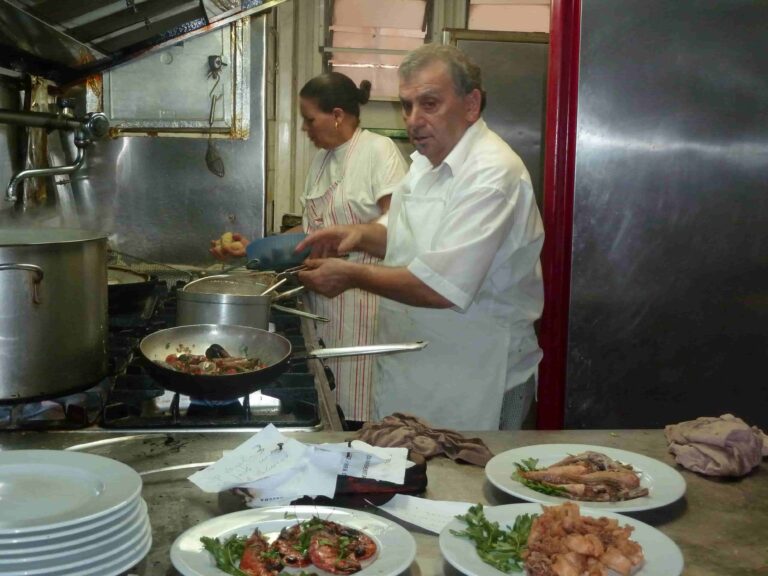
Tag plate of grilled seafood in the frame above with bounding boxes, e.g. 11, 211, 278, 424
485, 444, 686, 512
170, 505, 416, 576
439, 502, 684, 576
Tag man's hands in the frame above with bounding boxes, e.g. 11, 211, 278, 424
210, 232, 249, 260
294, 225, 362, 259
295, 223, 387, 260
297, 258, 356, 298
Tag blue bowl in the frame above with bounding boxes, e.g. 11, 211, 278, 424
245, 233, 310, 271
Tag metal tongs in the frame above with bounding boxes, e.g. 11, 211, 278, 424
275, 255, 347, 278
277, 264, 308, 278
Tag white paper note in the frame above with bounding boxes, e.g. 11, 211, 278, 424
316, 441, 410, 484
349, 441, 410, 484
377, 494, 473, 534
188, 429, 413, 503
239, 446, 343, 507
189, 424, 307, 493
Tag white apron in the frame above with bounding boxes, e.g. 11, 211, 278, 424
374, 191, 512, 430
303, 130, 381, 421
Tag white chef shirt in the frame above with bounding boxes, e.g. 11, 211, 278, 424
383, 118, 544, 388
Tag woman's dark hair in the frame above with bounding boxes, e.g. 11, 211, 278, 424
299, 72, 371, 118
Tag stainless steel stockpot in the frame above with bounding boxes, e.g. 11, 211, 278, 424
0, 228, 108, 402
177, 274, 327, 329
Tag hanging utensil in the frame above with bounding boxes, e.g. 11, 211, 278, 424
205, 93, 225, 178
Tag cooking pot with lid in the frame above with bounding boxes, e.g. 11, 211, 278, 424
177, 273, 327, 329
0, 228, 108, 402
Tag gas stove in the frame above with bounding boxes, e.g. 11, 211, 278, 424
0, 280, 327, 432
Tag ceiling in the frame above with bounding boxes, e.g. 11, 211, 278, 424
0, 0, 284, 84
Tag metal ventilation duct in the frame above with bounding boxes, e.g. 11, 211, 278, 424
0, 0, 284, 83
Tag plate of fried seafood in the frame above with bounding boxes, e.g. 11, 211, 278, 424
485, 444, 686, 512
439, 502, 684, 576
170, 505, 416, 576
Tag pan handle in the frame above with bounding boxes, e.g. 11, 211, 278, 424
299, 341, 428, 360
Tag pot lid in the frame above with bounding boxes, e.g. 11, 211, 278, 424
0, 228, 107, 246
182, 273, 272, 296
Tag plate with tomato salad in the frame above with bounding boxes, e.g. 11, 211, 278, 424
170, 505, 417, 576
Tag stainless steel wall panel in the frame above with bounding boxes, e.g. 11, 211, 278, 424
566, 1, 768, 428
0, 17, 267, 266
451, 32, 548, 208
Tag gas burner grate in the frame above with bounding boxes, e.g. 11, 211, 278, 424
0, 379, 110, 431
100, 287, 321, 430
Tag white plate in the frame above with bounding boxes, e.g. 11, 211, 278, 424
439, 503, 684, 576
171, 505, 417, 576
0, 450, 142, 534
485, 444, 686, 512
0, 493, 141, 543
0, 513, 150, 575
0, 500, 147, 560
0, 497, 144, 551
58, 524, 152, 576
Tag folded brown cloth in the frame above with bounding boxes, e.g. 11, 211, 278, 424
355, 413, 494, 466
665, 414, 768, 477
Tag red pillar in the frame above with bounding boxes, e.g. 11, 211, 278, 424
537, 0, 582, 429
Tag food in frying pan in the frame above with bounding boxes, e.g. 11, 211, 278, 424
162, 343, 266, 375
200, 517, 378, 575
524, 502, 644, 576
514, 452, 649, 502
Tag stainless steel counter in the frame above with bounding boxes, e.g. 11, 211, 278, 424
1, 429, 765, 576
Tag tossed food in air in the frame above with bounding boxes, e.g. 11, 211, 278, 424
201, 517, 378, 575
161, 343, 266, 375
211, 231, 249, 259
515, 451, 649, 502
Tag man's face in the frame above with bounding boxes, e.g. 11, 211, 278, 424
399, 60, 481, 166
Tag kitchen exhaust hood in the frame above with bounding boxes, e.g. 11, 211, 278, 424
0, 0, 285, 84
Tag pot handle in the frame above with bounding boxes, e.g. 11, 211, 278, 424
0, 263, 44, 304
271, 303, 329, 322
301, 341, 428, 360
271, 285, 305, 302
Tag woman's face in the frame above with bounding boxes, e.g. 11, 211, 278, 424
300, 97, 338, 149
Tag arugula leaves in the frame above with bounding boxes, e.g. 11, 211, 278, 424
512, 458, 568, 497
450, 504, 537, 573
200, 535, 250, 576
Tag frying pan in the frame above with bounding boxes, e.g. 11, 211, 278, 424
107, 266, 157, 308
138, 324, 427, 400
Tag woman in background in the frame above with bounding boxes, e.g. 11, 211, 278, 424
215, 73, 406, 426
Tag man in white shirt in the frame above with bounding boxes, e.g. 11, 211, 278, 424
296, 44, 544, 430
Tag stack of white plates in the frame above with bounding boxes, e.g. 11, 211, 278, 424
0, 450, 151, 576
